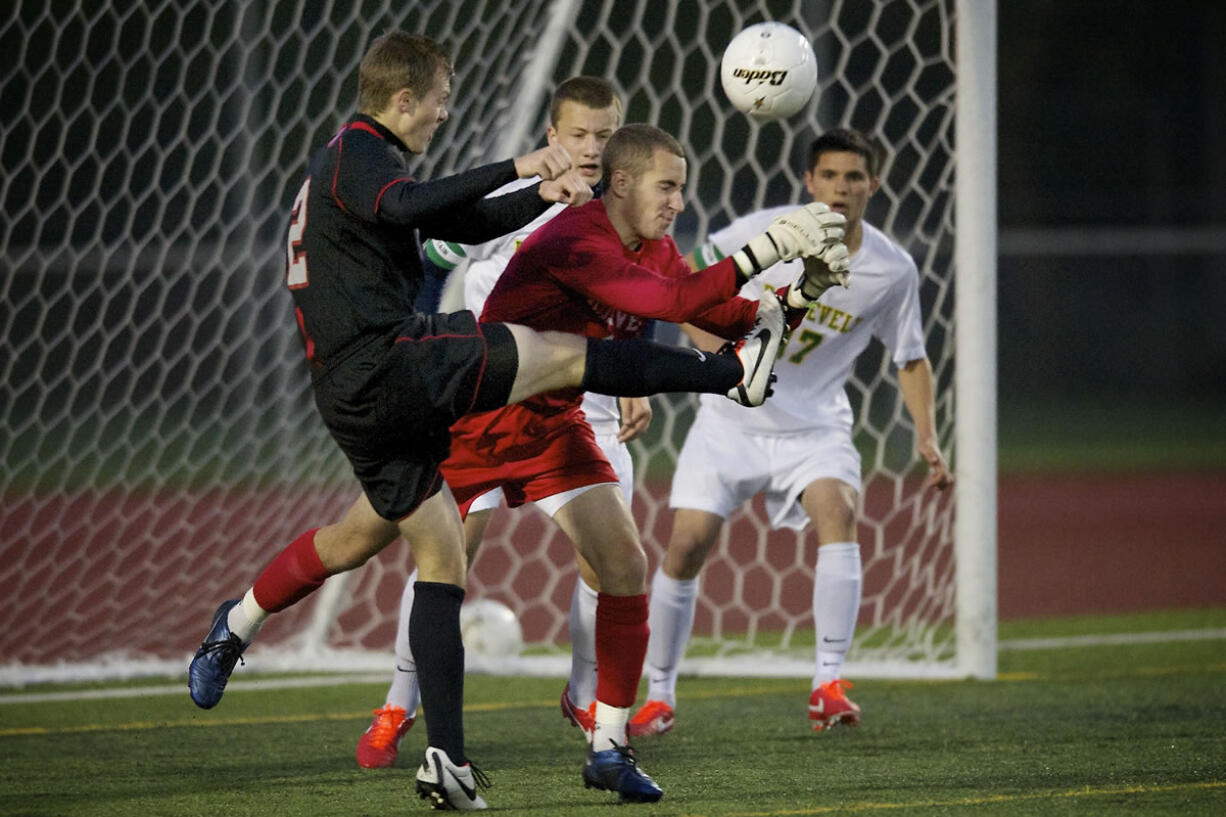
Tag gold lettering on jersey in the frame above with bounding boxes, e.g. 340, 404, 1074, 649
815, 303, 863, 333
761, 283, 862, 333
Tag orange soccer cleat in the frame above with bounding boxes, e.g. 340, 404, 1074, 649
356, 704, 415, 768
808, 679, 861, 731
628, 699, 675, 737
560, 684, 596, 739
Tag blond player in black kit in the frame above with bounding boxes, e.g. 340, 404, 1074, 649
187, 31, 844, 811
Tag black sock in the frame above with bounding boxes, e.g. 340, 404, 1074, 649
410, 581, 467, 764
580, 337, 742, 396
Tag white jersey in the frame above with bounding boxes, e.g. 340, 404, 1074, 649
423, 180, 622, 433
691, 205, 927, 436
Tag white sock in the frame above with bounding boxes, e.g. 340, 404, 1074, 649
226, 588, 268, 643
567, 577, 599, 708
812, 541, 862, 686
591, 701, 630, 750
645, 565, 699, 707
385, 568, 421, 714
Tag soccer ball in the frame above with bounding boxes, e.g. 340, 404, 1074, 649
719, 22, 818, 120
459, 599, 523, 659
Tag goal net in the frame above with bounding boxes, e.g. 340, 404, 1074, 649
0, 0, 992, 686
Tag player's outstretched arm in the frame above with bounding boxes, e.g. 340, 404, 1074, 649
731, 202, 846, 279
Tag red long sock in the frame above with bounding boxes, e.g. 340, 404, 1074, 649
252, 528, 330, 613
594, 592, 649, 708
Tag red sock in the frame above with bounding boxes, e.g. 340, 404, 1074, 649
594, 592, 649, 708
252, 528, 330, 612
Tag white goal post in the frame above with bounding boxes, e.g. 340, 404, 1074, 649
0, 0, 995, 686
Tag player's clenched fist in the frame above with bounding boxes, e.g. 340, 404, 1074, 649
515, 143, 573, 180
539, 170, 593, 207
733, 201, 846, 278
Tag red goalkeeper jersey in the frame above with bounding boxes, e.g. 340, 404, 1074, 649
441, 199, 759, 509
481, 198, 758, 410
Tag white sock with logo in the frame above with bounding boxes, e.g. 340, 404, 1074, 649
386, 568, 421, 714
811, 541, 862, 686
645, 565, 699, 707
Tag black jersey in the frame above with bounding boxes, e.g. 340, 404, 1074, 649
284, 114, 552, 371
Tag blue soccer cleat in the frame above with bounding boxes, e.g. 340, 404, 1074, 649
188, 599, 247, 709
582, 741, 663, 803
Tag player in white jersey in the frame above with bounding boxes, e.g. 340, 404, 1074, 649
354, 76, 646, 769
628, 129, 954, 736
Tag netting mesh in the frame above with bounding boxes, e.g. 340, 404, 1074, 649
1, 0, 957, 683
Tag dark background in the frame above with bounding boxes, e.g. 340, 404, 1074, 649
996, 1, 1226, 405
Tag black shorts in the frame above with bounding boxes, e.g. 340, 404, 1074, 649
312, 312, 517, 520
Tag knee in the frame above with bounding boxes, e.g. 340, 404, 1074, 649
594, 541, 647, 594
316, 526, 386, 573
664, 532, 715, 581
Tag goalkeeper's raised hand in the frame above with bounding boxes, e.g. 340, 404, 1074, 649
732, 202, 846, 278
784, 243, 851, 308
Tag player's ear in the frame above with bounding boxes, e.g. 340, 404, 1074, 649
609, 168, 630, 196
396, 88, 416, 114
546, 125, 559, 147
868, 175, 881, 196
803, 169, 817, 198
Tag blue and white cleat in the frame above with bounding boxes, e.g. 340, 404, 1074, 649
582, 741, 663, 803
188, 599, 247, 709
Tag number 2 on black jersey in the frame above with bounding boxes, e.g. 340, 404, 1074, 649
286, 177, 310, 289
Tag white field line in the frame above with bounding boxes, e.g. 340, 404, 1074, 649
996, 627, 1226, 651
2, 628, 1224, 705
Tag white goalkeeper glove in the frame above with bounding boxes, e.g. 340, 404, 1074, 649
732, 202, 846, 278
784, 242, 851, 308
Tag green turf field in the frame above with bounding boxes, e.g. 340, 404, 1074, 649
2, 610, 1223, 816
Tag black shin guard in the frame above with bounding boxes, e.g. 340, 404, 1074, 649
580, 337, 742, 396
410, 581, 467, 764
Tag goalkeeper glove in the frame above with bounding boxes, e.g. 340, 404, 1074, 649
784, 243, 851, 308
732, 202, 846, 278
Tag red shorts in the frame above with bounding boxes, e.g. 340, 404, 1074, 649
442, 401, 618, 517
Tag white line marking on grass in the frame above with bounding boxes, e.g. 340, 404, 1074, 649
3, 628, 1224, 705
999, 627, 1226, 651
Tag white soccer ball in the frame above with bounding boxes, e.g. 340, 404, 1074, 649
719, 22, 818, 120
459, 599, 523, 659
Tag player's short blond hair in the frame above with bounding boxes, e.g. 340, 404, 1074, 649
602, 124, 685, 185
549, 76, 622, 126
358, 31, 452, 115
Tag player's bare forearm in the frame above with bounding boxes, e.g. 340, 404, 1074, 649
898, 358, 953, 490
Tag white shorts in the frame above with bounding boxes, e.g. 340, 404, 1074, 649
467, 424, 633, 518
669, 409, 860, 530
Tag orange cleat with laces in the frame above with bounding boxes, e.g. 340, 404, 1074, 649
808, 679, 861, 731
356, 704, 415, 768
